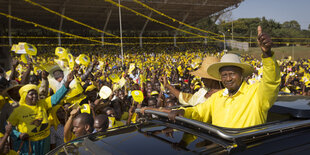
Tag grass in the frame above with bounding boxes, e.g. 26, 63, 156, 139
229, 46, 310, 60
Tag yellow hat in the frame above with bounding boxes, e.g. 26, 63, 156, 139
194, 85, 201, 90
151, 91, 159, 96
80, 104, 91, 114
76, 54, 90, 67
131, 90, 144, 103
85, 85, 97, 92
99, 86, 112, 99
109, 74, 120, 83
55, 47, 68, 60
16, 42, 37, 56
281, 87, 291, 93
67, 53, 75, 70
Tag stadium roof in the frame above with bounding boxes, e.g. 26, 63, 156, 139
0, 0, 243, 33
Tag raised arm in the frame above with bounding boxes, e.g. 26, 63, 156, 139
38, 70, 49, 99
161, 75, 180, 99
257, 26, 281, 109
0, 124, 12, 151
64, 107, 79, 143
48, 72, 74, 107
20, 63, 33, 84
9, 58, 19, 81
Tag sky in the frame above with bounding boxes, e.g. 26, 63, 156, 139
231, 0, 310, 30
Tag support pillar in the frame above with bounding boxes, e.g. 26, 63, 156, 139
102, 8, 112, 47
173, 12, 189, 47
118, 0, 124, 66
58, 7, 65, 46
8, 0, 12, 46
139, 12, 153, 48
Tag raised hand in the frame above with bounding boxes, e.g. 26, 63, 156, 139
160, 75, 168, 87
41, 70, 49, 80
70, 106, 80, 117
5, 123, 12, 134
65, 71, 74, 88
257, 26, 272, 54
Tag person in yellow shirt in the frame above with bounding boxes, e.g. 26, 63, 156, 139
168, 26, 280, 129
7, 72, 74, 154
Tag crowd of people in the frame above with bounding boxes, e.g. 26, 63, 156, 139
0, 27, 309, 154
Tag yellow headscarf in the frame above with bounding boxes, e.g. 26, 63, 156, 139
19, 84, 38, 105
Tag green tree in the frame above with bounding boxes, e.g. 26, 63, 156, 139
282, 20, 301, 30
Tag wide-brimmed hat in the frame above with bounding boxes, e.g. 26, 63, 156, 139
190, 56, 220, 81
207, 53, 254, 80
1, 84, 22, 102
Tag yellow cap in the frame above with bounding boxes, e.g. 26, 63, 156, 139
194, 85, 201, 90
76, 54, 90, 67
16, 42, 37, 56
80, 104, 91, 114
109, 74, 120, 83
281, 87, 291, 93
131, 90, 144, 103
55, 47, 68, 60
85, 85, 97, 92
151, 91, 159, 96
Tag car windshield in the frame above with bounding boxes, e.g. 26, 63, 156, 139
50, 122, 228, 155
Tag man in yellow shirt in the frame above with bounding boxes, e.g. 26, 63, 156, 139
168, 26, 280, 128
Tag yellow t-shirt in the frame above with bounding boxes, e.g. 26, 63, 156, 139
8, 97, 52, 141
64, 133, 76, 143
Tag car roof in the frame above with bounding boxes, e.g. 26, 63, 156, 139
270, 96, 310, 118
